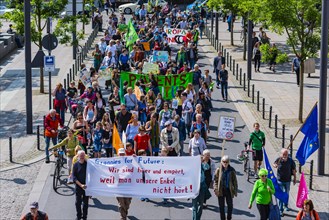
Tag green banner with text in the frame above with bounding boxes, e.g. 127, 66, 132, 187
120, 72, 193, 101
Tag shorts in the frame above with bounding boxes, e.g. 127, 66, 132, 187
93, 143, 102, 153
253, 149, 263, 161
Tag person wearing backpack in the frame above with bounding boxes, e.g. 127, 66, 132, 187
273, 148, 297, 216
248, 122, 266, 179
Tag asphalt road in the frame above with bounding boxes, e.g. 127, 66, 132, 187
38, 14, 296, 219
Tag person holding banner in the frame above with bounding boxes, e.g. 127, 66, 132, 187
72, 150, 89, 220
248, 168, 275, 220
214, 155, 238, 220
273, 148, 297, 216
116, 148, 133, 220
296, 199, 320, 220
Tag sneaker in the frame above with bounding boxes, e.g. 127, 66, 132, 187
216, 85, 220, 89
140, 198, 145, 201
203, 203, 207, 208
45, 157, 50, 164
145, 198, 150, 202
280, 212, 284, 217
254, 173, 259, 179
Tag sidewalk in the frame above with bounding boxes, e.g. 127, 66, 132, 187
203, 18, 328, 217
0, 20, 95, 168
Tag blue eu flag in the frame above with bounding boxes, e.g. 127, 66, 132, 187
263, 148, 289, 204
296, 104, 319, 166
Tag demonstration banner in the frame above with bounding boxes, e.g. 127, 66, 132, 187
164, 28, 188, 44
85, 156, 201, 198
98, 67, 112, 81
119, 72, 193, 101
79, 68, 91, 87
153, 51, 169, 62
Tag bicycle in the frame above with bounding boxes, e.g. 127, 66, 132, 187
53, 148, 66, 191
237, 142, 255, 181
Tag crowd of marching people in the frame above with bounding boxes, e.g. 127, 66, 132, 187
41, 2, 322, 220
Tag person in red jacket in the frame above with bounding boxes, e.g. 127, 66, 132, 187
44, 109, 63, 163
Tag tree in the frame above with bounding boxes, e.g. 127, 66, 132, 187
254, 0, 321, 122
5, 0, 68, 93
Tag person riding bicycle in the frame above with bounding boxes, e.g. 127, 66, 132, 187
248, 122, 265, 179
44, 109, 64, 163
50, 129, 81, 184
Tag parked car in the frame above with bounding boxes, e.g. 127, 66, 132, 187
119, 0, 167, 14
0, 6, 14, 16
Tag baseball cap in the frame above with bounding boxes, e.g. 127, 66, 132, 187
30, 202, 38, 209
165, 120, 172, 126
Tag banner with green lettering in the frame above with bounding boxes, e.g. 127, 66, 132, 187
120, 72, 193, 102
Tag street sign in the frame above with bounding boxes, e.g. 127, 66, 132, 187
42, 34, 58, 51
44, 56, 55, 72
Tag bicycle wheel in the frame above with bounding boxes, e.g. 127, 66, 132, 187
53, 163, 60, 190
246, 158, 250, 181
243, 158, 248, 172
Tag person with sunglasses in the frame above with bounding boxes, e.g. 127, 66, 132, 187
248, 168, 275, 220
213, 155, 238, 220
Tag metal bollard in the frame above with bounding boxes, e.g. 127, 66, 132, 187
290, 135, 293, 156
67, 73, 70, 89
226, 52, 229, 65
309, 160, 313, 190
247, 80, 250, 97
282, 124, 285, 148
224, 49, 227, 60
243, 73, 246, 91
269, 106, 273, 128
239, 69, 242, 85
252, 84, 255, 103
262, 98, 266, 119
37, 125, 40, 151
64, 78, 67, 90
236, 64, 239, 80
233, 60, 235, 75
230, 56, 232, 70
69, 69, 72, 83
72, 64, 75, 79
257, 91, 260, 111
275, 115, 278, 138
9, 136, 13, 162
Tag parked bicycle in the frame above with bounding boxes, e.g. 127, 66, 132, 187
53, 148, 65, 191
237, 142, 255, 181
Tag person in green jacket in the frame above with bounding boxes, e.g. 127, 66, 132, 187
50, 129, 81, 183
248, 168, 275, 220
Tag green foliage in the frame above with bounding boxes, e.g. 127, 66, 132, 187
3, 8, 24, 34
259, 43, 288, 64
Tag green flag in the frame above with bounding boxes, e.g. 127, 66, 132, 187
125, 20, 138, 51
119, 72, 193, 102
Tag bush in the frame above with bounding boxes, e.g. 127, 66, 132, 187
259, 43, 288, 64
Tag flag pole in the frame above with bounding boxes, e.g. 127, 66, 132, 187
217, 139, 226, 191
287, 101, 318, 149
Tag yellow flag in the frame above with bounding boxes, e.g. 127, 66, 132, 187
112, 124, 123, 154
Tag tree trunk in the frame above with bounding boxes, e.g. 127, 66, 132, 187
243, 17, 247, 60
298, 61, 304, 122
38, 16, 44, 93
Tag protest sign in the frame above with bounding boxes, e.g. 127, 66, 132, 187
85, 156, 201, 198
143, 62, 160, 74
164, 28, 188, 44
119, 72, 193, 101
79, 68, 91, 87
218, 115, 236, 140
98, 67, 112, 81
153, 51, 169, 62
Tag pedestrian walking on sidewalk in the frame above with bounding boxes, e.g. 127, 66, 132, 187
253, 42, 261, 72
248, 168, 275, 220
72, 150, 89, 220
292, 54, 301, 86
214, 155, 238, 220
219, 64, 229, 101
248, 122, 265, 178
116, 148, 132, 220
273, 148, 297, 216
52, 83, 67, 125
20, 202, 49, 220
213, 52, 225, 89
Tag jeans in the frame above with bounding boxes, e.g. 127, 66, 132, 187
218, 188, 233, 220
189, 59, 196, 70
45, 136, 57, 158
199, 27, 204, 38
76, 188, 89, 220
277, 180, 291, 212
254, 56, 261, 70
179, 140, 184, 156
55, 107, 65, 125
221, 81, 228, 100
192, 186, 205, 220
294, 68, 300, 85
